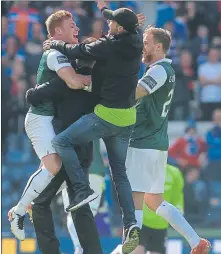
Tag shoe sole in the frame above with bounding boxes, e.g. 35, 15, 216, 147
122, 225, 140, 254
10, 212, 25, 241
10, 224, 25, 241
66, 193, 99, 212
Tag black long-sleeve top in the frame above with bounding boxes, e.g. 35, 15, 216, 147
50, 31, 143, 109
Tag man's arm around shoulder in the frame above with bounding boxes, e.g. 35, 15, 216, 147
50, 38, 109, 61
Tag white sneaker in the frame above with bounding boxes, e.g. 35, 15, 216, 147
74, 246, 83, 254
9, 208, 25, 241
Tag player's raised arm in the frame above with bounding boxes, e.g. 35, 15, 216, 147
136, 64, 167, 100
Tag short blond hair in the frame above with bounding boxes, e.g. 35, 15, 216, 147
145, 25, 172, 54
45, 10, 72, 37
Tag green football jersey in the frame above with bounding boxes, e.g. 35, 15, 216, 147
130, 59, 175, 150
143, 164, 184, 229
29, 49, 71, 116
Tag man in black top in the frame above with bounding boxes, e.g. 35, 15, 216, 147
43, 1, 143, 253
26, 59, 102, 254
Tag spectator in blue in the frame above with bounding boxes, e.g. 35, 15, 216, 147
206, 109, 221, 162
174, 9, 188, 41
189, 25, 209, 66
2, 36, 25, 77
156, 1, 175, 28
205, 108, 221, 180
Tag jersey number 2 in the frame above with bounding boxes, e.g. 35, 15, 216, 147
161, 89, 174, 117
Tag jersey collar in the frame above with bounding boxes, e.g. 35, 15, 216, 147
149, 58, 172, 67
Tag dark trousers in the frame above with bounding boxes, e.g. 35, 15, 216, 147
32, 144, 103, 254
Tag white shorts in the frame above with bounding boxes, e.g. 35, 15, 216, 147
126, 147, 168, 194
25, 112, 56, 160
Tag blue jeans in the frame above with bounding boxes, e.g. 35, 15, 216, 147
52, 113, 136, 227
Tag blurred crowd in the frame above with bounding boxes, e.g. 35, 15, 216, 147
168, 108, 221, 227
1, 1, 221, 233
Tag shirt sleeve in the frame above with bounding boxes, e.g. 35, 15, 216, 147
47, 50, 71, 72
138, 65, 167, 94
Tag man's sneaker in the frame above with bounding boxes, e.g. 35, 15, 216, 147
122, 224, 140, 254
66, 188, 99, 212
191, 238, 211, 254
9, 210, 25, 241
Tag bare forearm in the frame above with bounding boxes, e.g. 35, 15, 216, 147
65, 74, 88, 89
136, 85, 149, 100
57, 67, 91, 90
200, 76, 221, 85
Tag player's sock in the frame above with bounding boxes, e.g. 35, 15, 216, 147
14, 167, 54, 216
135, 210, 143, 229
156, 200, 200, 249
67, 213, 83, 251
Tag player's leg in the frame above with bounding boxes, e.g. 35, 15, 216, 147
62, 188, 83, 254
143, 150, 211, 253
61, 174, 103, 253
145, 193, 211, 253
103, 128, 140, 254
9, 113, 61, 240
138, 226, 167, 254
126, 147, 148, 230
31, 169, 67, 254
66, 183, 103, 254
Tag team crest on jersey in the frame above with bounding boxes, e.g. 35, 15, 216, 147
57, 55, 69, 64
142, 75, 157, 89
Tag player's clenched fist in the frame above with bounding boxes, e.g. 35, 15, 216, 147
75, 75, 92, 89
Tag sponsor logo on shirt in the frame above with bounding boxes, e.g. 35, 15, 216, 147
142, 76, 157, 89
57, 55, 69, 64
